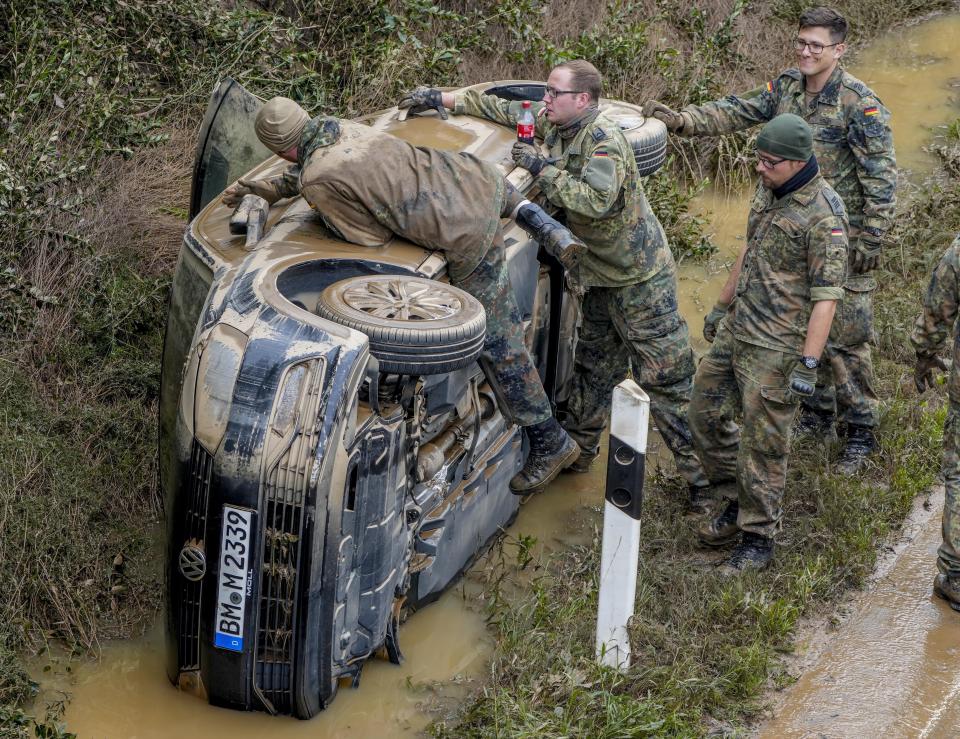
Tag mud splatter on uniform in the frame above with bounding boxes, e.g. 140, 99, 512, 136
264, 116, 553, 427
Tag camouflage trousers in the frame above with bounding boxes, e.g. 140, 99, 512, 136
564, 264, 708, 488
688, 326, 800, 537
939, 404, 960, 576
458, 231, 553, 428
802, 275, 879, 428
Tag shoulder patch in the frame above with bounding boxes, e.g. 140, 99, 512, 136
841, 74, 872, 98
592, 127, 607, 142
824, 188, 845, 217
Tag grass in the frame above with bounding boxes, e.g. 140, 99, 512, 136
0, 0, 958, 734
431, 143, 960, 736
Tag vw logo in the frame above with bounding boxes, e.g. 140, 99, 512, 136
179, 544, 207, 581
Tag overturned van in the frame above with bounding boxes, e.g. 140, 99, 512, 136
160, 78, 666, 717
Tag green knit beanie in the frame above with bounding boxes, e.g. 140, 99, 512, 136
756, 113, 813, 161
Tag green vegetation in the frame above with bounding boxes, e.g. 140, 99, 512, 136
1, 0, 957, 734
434, 146, 960, 735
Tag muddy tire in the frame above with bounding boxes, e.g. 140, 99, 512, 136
616, 116, 668, 177
316, 275, 486, 375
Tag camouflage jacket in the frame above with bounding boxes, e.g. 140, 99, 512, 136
680, 65, 896, 239
911, 234, 960, 402
453, 90, 672, 288
730, 172, 848, 354
254, 116, 505, 282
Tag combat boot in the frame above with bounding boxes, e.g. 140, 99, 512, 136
933, 573, 960, 612
718, 532, 775, 575
794, 407, 836, 439
513, 202, 582, 259
835, 424, 878, 475
510, 417, 580, 495
687, 484, 714, 515
565, 449, 598, 474
697, 499, 740, 547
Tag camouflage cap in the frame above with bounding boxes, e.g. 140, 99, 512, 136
756, 113, 813, 161
255, 97, 309, 154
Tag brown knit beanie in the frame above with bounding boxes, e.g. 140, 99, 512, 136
255, 97, 309, 154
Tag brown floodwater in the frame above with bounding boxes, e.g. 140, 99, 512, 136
37, 11, 960, 737
758, 489, 960, 738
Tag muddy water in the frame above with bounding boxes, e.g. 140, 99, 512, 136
43, 12, 960, 738
41, 593, 492, 738
759, 488, 960, 738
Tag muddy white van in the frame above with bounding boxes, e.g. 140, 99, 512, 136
160, 78, 665, 717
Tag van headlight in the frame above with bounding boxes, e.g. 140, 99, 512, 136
190, 323, 248, 453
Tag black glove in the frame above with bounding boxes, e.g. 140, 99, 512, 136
851, 230, 883, 274
511, 142, 550, 176
397, 86, 448, 119
915, 352, 949, 393
641, 100, 685, 132
703, 301, 729, 343
788, 361, 818, 398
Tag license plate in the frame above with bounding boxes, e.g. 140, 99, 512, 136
214, 505, 254, 652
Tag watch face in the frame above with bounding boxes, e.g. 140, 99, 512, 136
803, 356, 819, 369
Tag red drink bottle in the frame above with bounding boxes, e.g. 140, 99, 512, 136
517, 101, 535, 144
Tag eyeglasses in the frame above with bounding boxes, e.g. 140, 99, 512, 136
793, 38, 841, 54
756, 154, 787, 169
544, 86, 584, 99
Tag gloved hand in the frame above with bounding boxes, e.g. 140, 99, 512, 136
222, 178, 280, 208
788, 361, 819, 398
397, 86, 448, 119
511, 142, 549, 176
850, 231, 883, 274
915, 352, 949, 393
703, 301, 729, 343
642, 100, 685, 132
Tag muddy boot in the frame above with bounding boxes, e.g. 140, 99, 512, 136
564, 449, 597, 474
835, 424, 878, 475
933, 573, 960, 612
718, 532, 775, 575
513, 203, 583, 259
687, 484, 714, 515
794, 407, 836, 439
697, 498, 740, 548
510, 417, 580, 495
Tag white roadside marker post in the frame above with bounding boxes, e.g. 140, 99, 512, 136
595, 378, 649, 670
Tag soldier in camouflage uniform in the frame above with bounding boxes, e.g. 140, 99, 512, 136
911, 234, 960, 612
690, 115, 848, 573
402, 60, 713, 512
645, 6, 896, 474
225, 97, 584, 494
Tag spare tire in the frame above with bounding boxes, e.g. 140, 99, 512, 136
614, 116, 668, 177
316, 275, 486, 375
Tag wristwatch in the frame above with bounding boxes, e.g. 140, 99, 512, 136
801, 355, 820, 369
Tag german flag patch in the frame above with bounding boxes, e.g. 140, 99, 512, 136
594, 150, 609, 157
766, 80, 774, 93
864, 106, 879, 117
831, 227, 844, 237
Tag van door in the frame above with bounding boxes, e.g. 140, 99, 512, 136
189, 77, 273, 218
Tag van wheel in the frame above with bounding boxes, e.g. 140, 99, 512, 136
316, 275, 486, 375
616, 116, 668, 177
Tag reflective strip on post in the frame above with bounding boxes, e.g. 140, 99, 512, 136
595, 379, 649, 670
